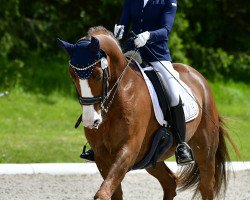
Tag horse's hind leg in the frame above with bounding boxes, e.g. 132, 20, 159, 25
190, 127, 219, 200
146, 161, 177, 200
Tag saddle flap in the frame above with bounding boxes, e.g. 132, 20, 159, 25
143, 67, 171, 122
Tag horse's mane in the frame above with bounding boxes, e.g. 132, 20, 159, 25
87, 26, 114, 38
86, 26, 124, 60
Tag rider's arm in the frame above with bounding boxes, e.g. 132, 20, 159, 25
148, 1, 177, 43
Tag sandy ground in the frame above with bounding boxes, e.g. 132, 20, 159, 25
0, 170, 249, 200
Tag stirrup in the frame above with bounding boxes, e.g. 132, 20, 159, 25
80, 145, 95, 162
175, 142, 195, 165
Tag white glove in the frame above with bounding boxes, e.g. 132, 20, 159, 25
114, 24, 125, 40
134, 31, 150, 48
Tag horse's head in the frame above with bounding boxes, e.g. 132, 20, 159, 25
58, 36, 110, 129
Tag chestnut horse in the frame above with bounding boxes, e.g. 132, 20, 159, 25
59, 26, 236, 200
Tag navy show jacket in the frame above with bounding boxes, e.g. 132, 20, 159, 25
119, 0, 177, 62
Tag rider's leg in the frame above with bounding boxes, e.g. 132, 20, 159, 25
150, 61, 194, 165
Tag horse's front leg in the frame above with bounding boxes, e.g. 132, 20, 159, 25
94, 153, 123, 200
94, 142, 138, 200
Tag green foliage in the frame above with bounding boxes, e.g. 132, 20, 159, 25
0, 56, 24, 88
227, 54, 250, 83
186, 44, 250, 82
176, 0, 250, 81
187, 44, 234, 80
0, 0, 250, 91
19, 54, 75, 95
169, 12, 190, 64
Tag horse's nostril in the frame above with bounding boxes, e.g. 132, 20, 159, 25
93, 119, 100, 125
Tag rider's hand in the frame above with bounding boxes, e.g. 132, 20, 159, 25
114, 24, 125, 40
134, 31, 150, 48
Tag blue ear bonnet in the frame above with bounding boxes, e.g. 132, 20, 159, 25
57, 37, 106, 79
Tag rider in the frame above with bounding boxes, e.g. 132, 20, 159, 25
81, 0, 194, 165
113, 0, 194, 165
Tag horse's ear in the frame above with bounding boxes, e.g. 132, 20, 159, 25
89, 36, 100, 53
57, 38, 74, 56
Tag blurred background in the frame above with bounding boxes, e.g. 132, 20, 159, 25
0, 0, 249, 163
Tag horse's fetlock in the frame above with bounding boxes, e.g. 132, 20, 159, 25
94, 190, 111, 200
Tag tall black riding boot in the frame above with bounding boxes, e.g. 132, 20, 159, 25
170, 98, 195, 165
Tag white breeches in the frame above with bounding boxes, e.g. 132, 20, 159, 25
150, 61, 181, 107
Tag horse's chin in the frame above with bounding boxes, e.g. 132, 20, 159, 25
84, 123, 101, 130
91, 124, 100, 129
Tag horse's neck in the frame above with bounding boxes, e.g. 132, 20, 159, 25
95, 34, 126, 74
97, 34, 136, 107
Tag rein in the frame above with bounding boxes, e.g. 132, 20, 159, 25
100, 49, 139, 113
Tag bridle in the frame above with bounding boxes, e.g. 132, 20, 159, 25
71, 57, 110, 108
71, 49, 139, 115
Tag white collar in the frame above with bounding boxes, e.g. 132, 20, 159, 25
143, 0, 149, 7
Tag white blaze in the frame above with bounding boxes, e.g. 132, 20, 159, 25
79, 79, 102, 129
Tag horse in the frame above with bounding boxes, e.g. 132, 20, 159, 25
58, 26, 237, 200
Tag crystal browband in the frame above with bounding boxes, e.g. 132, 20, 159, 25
69, 59, 101, 71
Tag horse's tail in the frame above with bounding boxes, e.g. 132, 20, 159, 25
213, 115, 231, 197
177, 115, 240, 198
213, 116, 240, 196
176, 162, 200, 197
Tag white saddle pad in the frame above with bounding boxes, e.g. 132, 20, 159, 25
136, 63, 199, 126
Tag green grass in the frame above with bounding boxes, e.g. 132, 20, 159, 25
210, 81, 250, 160
0, 81, 249, 163
0, 88, 86, 163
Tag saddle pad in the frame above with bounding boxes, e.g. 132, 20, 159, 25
135, 62, 199, 126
